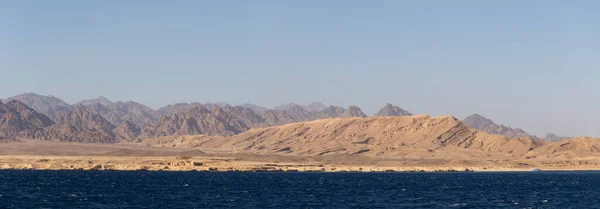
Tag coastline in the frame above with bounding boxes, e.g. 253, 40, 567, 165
2, 155, 599, 173
2, 140, 600, 173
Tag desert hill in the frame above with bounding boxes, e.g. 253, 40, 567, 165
525, 137, 600, 159
140, 115, 541, 159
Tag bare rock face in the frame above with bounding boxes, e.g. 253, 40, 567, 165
109, 101, 158, 126
463, 114, 536, 139
157, 103, 199, 117
342, 106, 367, 118
6, 93, 70, 121
375, 103, 412, 117
143, 105, 249, 137
224, 106, 265, 128
0, 100, 55, 139
113, 120, 142, 143
240, 103, 268, 114
260, 104, 313, 126
260, 110, 293, 126
84, 103, 122, 126
46, 105, 118, 143
81, 100, 159, 127
283, 104, 313, 121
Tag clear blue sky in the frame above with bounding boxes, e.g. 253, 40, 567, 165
1, 1, 599, 137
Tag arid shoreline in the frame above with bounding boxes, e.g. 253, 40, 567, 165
2, 140, 600, 173
3, 155, 600, 173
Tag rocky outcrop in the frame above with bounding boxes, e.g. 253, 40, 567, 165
375, 103, 412, 117
463, 114, 536, 139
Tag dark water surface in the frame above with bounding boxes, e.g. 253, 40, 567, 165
1, 170, 599, 208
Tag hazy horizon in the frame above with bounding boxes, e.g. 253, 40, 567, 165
2, 1, 599, 137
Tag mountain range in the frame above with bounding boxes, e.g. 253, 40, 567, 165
462, 114, 536, 139
0, 93, 402, 143
4, 92, 600, 163
0, 93, 570, 145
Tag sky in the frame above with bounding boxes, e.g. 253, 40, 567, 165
1, 0, 599, 137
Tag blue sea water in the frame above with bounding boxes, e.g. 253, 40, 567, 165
1, 170, 599, 208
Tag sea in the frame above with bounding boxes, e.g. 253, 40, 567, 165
1, 170, 599, 208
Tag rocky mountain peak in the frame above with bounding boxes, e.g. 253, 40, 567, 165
6, 93, 70, 121
463, 114, 536, 139
342, 106, 367, 118
375, 103, 413, 116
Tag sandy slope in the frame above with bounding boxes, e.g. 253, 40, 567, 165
141, 115, 540, 159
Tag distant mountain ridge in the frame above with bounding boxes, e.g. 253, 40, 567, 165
375, 103, 413, 117
463, 114, 537, 139
0, 100, 55, 139
542, 133, 569, 142
46, 105, 119, 143
0, 93, 392, 143
4, 93, 70, 121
